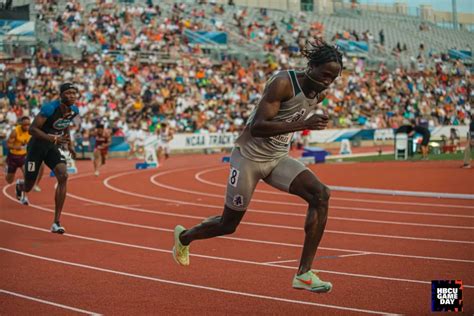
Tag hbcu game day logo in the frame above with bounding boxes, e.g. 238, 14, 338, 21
431, 280, 463, 312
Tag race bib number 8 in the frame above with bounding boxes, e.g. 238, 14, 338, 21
228, 167, 240, 187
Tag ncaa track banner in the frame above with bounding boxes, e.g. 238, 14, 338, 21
2, 126, 469, 155
166, 126, 469, 151
169, 132, 239, 150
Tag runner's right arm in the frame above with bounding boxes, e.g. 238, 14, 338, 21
250, 75, 328, 138
250, 76, 304, 138
29, 114, 58, 144
6, 129, 21, 150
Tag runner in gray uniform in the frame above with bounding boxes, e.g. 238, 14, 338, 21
173, 40, 343, 293
157, 122, 173, 164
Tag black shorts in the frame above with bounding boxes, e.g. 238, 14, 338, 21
6, 153, 26, 174
420, 134, 430, 146
24, 140, 67, 181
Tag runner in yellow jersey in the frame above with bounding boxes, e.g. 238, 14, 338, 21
5, 116, 44, 204
5, 117, 31, 204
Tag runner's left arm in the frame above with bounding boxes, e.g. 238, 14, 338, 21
63, 127, 77, 159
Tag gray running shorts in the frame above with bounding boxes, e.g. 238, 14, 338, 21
225, 147, 307, 211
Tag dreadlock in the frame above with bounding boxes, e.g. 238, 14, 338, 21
301, 39, 343, 71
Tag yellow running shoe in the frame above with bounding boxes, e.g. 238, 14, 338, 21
172, 225, 189, 266
292, 270, 332, 293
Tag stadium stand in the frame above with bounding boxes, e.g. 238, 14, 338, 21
0, 0, 472, 145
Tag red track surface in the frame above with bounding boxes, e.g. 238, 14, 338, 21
1, 153, 473, 315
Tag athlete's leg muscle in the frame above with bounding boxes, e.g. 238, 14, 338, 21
179, 206, 245, 245
53, 163, 68, 223
289, 170, 330, 275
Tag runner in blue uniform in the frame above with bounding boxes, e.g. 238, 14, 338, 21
16, 83, 79, 234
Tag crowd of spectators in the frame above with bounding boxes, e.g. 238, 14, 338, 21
0, 0, 472, 143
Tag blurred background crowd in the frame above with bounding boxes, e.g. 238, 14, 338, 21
1, 0, 472, 142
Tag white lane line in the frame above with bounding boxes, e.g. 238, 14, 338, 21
153, 171, 474, 219
328, 217, 473, 230
0, 289, 101, 315
58, 174, 469, 243
333, 197, 474, 210
2, 220, 473, 290
82, 203, 142, 207
2, 217, 473, 288
2, 219, 473, 290
112, 170, 474, 231
78, 179, 474, 243
225, 235, 474, 262
0, 247, 394, 315
85, 181, 474, 244
329, 205, 474, 219
263, 259, 298, 265
195, 167, 474, 209
339, 252, 371, 258
4, 184, 474, 259
74, 178, 474, 231
136, 171, 472, 230
32, 184, 474, 244
2, 215, 474, 294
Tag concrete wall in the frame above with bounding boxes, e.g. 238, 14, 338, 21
314, 0, 334, 14
434, 11, 474, 25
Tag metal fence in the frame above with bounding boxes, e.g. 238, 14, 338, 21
0, 39, 36, 59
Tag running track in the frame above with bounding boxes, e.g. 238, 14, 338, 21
1, 154, 473, 315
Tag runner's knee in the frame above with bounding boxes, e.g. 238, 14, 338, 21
5, 174, 14, 184
55, 169, 68, 184
311, 184, 331, 204
219, 222, 237, 235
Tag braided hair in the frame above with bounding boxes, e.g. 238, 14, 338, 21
301, 39, 343, 71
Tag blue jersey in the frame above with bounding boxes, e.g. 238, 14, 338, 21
38, 100, 79, 136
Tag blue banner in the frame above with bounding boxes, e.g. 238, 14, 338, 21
336, 40, 369, 54
448, 49, 472, 60
0, 20, 34, 36
185, 30, 228, 45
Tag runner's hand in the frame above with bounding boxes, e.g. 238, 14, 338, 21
69, 148, 77, 160
58, 135, 71, 145
51, 134, 70, 145
303, 114, 329, 131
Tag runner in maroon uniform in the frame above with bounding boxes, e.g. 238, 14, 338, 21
93, 123, 111, 176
